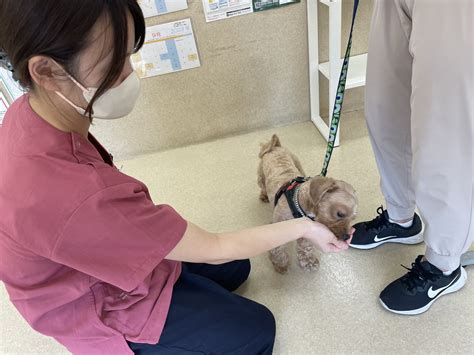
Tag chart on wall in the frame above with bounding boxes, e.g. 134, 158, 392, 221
131, 19, 201, 78
137, 0, 188, 18
0, 68, 24, 125
202, 0, 253, 22
252, 0, 300, 11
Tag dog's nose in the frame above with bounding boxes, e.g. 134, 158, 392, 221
342, 234, 350, 241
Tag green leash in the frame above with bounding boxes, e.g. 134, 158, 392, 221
320, 0, 360, 177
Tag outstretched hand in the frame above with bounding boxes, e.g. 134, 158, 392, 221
304, 222, 354, 253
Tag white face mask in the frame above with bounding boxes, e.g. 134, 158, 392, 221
54, 61, 141, 120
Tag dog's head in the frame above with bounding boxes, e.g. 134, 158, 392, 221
308, 176, 358, 241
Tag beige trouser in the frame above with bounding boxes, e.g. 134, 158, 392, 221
365, 0, 473, 271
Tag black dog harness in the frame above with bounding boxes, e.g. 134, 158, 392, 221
274, 177, 315, 221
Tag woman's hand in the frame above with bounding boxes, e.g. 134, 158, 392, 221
303, 220, 353, 253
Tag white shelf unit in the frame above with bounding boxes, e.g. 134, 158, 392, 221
307, 0, 367, 146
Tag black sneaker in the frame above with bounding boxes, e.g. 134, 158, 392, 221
349, 206, 423, 249
379, 255, 467, 315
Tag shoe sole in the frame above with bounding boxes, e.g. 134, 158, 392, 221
349, 231, 424, 250
379, 267, 467, 315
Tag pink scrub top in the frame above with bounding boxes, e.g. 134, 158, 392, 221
0, 95, 188, 354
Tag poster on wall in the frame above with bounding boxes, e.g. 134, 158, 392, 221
137, 0, 188, 18
131, 19, 201, 78
0, 67, 24, 125
252, 0, 300, 11
202, 0, 253, 22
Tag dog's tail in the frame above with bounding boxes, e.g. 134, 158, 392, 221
259, 134, 281, 158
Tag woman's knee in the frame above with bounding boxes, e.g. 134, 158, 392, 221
260, 303, 276, 341
224, 259, 251, 291
243, 302, 276, 354
246, 301, 275, 336
260, 307, 276, 348
236, 259, 251, 285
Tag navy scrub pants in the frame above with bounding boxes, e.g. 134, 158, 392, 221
128, 260, 276, 354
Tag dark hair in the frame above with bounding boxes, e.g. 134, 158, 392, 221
0, 0, 145, 117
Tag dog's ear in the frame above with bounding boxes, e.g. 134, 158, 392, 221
309, 176, 338, 206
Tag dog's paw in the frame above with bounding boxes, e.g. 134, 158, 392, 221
273, 263, 289, 274
297, 255, 320, 272
259, 192, 269, 203
269, 251, 289, 273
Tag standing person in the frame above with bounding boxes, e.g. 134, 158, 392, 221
350, 0, 473, 315
0, 1, 352, 354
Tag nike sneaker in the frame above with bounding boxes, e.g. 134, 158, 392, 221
350, 206, 423, 249
379, 255, 467, 315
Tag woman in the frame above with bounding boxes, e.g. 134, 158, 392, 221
0, 1, 351, 354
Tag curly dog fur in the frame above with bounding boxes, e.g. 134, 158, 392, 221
258, 134, 358, 273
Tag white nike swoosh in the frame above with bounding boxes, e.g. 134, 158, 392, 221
373, 235, 395, 242
427, 274, 460, 299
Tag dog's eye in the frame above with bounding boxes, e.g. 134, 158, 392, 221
337, 212, 346, 219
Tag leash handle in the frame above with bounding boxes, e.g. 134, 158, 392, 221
320, 0, 360, 177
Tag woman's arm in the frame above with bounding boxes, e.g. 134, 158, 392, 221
165, 219, 350, 264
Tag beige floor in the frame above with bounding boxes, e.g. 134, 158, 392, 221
1, 110, 473, 354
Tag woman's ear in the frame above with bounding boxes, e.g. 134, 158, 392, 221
28, 56, 63, 92
309, 176, 338, 206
